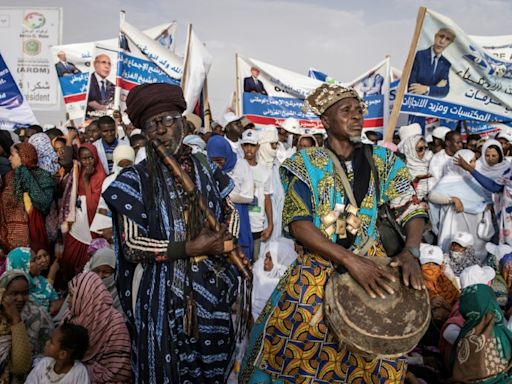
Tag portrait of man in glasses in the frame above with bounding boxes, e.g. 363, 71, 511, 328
86, 54, 116, 117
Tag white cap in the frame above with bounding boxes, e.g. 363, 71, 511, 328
486, 242, 512, 262
219, 112, 242, 128
495, 124, 512, 142
432, 126, 451, 141
419, 244, 444, 265
399, 123, 422, 141
279, 118, 302, 135
241, 129, 258, 145
451, 231, 474, 248
130, 128, 142, 137
459, 265, 496, 289
184, 113, 202, 131
258, 125, 279, 144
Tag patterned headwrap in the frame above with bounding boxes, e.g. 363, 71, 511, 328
302, 83, 367, 116
14, 142, 38, 169
28, 133, 60, 174
125, 83, 187, 128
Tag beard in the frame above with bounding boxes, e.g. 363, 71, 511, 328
166, 121, 185, 155
349, 135, 362, 144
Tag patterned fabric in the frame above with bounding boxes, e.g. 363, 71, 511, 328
28, 133, 60, 175
421, 263, 459, 306
302, 83, 367, 116
451, 284, 512, 383
0, 170, 29, 251
239, 146, 426, 384
14, 160, 55, 216
6, 247, 58, 310
103, 150, 239, 383
21, 298, 53, 357
64, 272, 131, 383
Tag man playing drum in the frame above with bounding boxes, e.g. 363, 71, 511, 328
240, 83, 428, 383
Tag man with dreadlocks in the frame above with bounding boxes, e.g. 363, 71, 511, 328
103, 83, 240, 383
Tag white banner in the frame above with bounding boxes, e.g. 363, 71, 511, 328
471, 34, 512, 62
400, 9, 512, 123
116, 15, 183, 118
182, 27, 212, 115
0, 7, 62, 110
237, 55, 323, 128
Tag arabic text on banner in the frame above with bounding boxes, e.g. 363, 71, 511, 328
400, 9, 512, 123
0, 7, 62, 110
237, 55, 323, 128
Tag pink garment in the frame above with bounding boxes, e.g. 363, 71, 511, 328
64, 272, 131, 383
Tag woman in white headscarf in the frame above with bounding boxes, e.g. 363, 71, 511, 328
398, 134, 433, 200
251, 239, 297, 320
428, 149, 491, 258
258, 126, 285, 240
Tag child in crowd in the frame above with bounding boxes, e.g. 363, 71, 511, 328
241, 129, 273, 260
25, 322, 90, 383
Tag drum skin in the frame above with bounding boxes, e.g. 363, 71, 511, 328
324, 256, 431, 359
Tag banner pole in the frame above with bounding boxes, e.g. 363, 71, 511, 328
235, 53, 240, 116
203, 78, 211, 130
113, 10, 125, 112
384, 6, 427, 142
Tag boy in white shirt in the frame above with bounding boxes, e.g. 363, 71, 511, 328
241, 129, 273, 260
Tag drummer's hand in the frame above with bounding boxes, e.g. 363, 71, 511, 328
390, 251, 425, 290
344, 253, 396, 299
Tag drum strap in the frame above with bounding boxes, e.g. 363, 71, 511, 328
326, 149, 374, 256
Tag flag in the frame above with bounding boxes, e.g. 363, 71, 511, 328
182, 26, 213, 115
0, 51, 37, 129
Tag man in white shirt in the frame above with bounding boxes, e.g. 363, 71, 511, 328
428, 128, 461, 191
220, 111, 245, 158
241, 129, 273, 260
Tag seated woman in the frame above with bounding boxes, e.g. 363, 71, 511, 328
251, 239, 297, 321
0, 270, 33, 383
63, 272, 131, 383
86, 247, 123, 316
6, 247, 59, 314
419, 244, 459, 327
428, 149, 490, 258
448, 264, 512, 383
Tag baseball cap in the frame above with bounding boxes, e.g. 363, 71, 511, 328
486, 242, 512, 263
459, 265, 496, 289
241, 129, 258, 145
419, 244, 444, 265
432, 127, 451, 141
219, 112, 242, 128
279, 118, 302, 135
451, 231, 474, 248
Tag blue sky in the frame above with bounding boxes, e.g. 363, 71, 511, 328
4, 0, 512, 123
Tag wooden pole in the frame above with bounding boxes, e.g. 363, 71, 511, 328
203, 78, 211, 130
384, 7, 427, 142
235, 53, 240, 116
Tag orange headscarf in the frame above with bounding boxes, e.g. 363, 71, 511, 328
422, 263, 460, 306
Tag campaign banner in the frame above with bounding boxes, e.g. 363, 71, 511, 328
308, 59, 400, 132
52, 22, 176, 122
399, 9, 512, 123
50, 43, 93, 120
116, 16, 183, 119
0, 51, 37, 130
0, 7, 62, 110
471, 35, 512, 62
237, 55, 323, 128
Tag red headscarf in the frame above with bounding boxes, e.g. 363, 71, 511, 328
15, 142, 38, 169
77, 144, 106, 224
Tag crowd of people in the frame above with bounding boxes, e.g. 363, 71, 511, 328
0, 81, 512, 383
